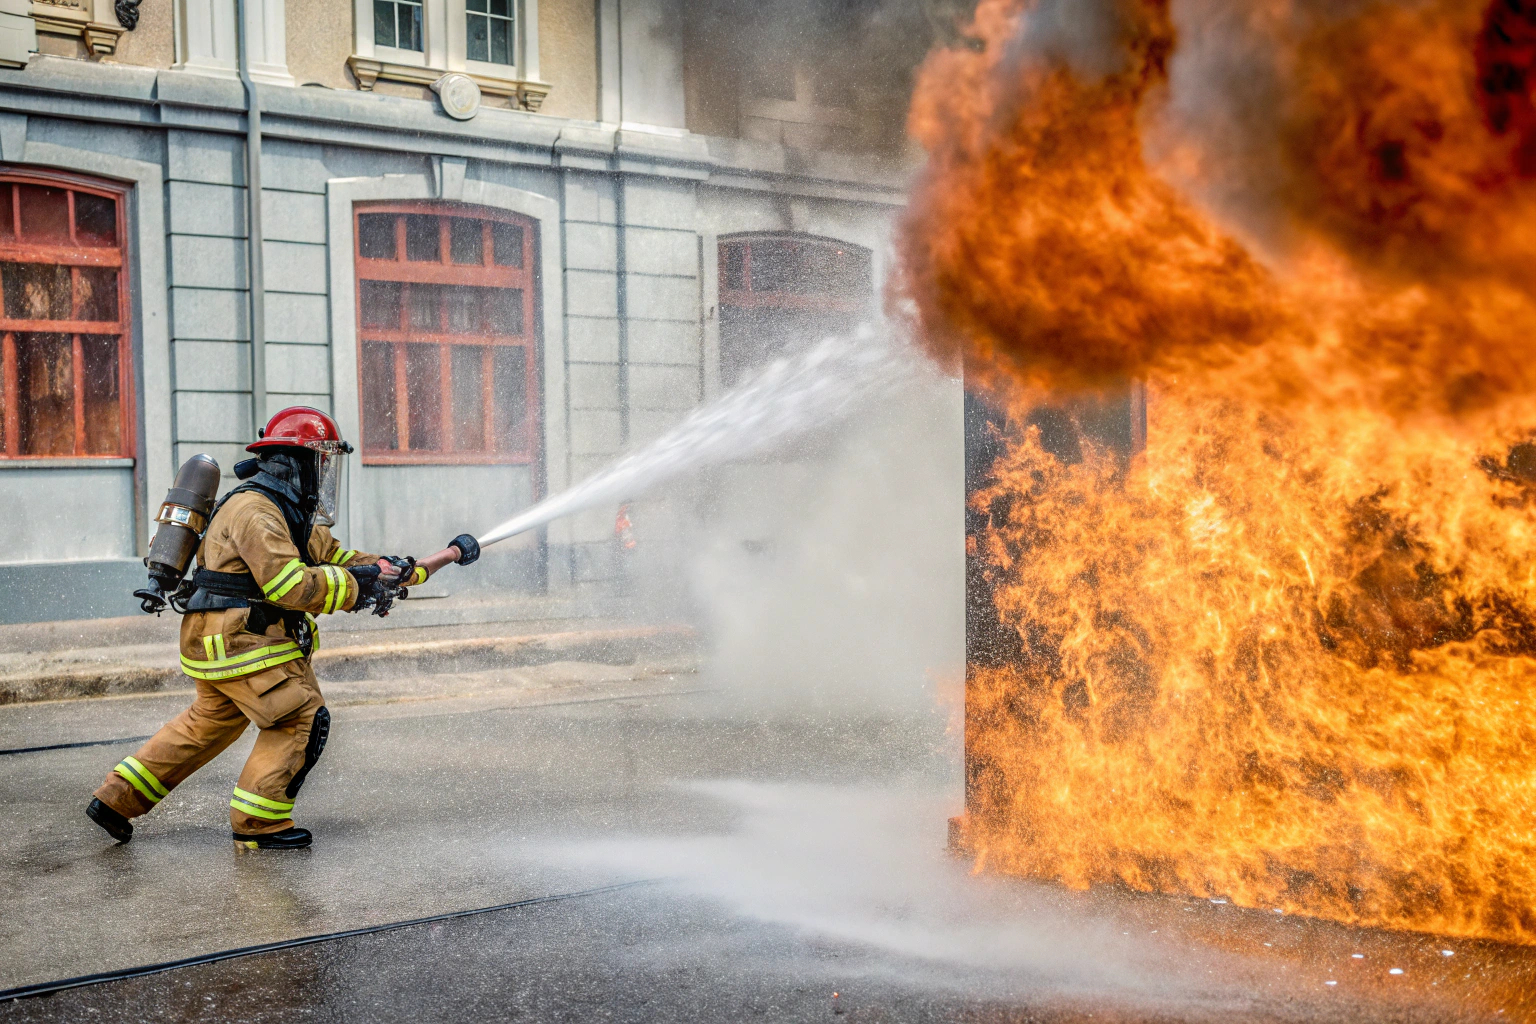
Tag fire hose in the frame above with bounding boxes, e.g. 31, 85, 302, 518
352, 535, 480, 617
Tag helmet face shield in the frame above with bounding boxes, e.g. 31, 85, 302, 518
312, 448, 345, 527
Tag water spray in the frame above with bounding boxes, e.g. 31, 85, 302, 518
478, 327, 919, 548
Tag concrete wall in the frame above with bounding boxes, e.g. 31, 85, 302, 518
1, 464, 137, 560
0, 50, 912, 623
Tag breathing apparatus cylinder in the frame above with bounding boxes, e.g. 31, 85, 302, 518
135, 454, 221, 614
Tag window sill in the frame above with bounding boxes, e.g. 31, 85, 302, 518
0, 457, 134, 469
347, 55, 550, 112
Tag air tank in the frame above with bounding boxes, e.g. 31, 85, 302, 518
135, 454, 221, 614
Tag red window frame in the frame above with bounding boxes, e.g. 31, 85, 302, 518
717, 233, 872, 387
0, 168, 134, 460
718, 233, 872, 314
354, 201, 540, 466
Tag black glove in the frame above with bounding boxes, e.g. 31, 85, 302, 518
450, 534, 480, 566
348, 564, 383, 612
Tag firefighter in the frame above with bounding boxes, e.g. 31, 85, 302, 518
85, 406, 480, 850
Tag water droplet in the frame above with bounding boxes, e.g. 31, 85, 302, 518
1389, 968, 1404, 976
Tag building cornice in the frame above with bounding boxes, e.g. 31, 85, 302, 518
345, 55, 550, 112
0, 57, 915, 202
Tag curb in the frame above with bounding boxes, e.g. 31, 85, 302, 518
0, 626, 697, 706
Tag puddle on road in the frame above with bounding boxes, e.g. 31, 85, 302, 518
549, 780, 1534, 1023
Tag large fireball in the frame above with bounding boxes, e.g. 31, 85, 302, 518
901, 0, 1536, 944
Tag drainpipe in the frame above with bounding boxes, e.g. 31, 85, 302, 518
235, 0, 267, 435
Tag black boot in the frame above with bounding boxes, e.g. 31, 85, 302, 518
87, 798, 133, 844
233, 827, 312, 850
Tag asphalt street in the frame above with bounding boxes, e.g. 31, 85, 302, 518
1, 660, 1532, 1023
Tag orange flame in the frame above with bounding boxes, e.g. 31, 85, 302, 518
901, 0, 1536, 943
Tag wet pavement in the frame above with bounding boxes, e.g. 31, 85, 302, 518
2, 661, 1533, 1023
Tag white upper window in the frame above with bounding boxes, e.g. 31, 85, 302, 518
352, 0, 540, 84
465, 0, 515, 67
374, 0, 426, 57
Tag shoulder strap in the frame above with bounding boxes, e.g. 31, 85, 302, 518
209, 480, 317, 568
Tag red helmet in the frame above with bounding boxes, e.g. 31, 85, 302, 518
246, 406, 354, 454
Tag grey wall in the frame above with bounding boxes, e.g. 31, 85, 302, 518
1, 465, 137, 560
0, 57, 911, 623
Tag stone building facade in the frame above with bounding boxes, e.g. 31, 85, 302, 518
0, 0, 916, 623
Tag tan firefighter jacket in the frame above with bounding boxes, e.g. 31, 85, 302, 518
179, 491, 382, 685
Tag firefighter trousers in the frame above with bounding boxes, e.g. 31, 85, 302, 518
93, 662, 327, 836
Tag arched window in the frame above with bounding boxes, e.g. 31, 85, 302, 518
0, 170, 133, 459
354, 202, 539, 464
717, 233, 872, 387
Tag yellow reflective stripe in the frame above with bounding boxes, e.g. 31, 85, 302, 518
230, 797, 292, 821
263, 558, 305, 600
307, 614, 320, 653
180, 641, 304, 681
202, 635, 214, 659
123, 756, 169, 797
317, 565, 338, 614
409, 566, 427, 586
329, 548, 356, 565
232, 786, 294, 812
213, 633, 226, 660
330, 565, 346, 613
115, 756, 168, 803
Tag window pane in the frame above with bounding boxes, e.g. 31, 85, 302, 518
0, 186, 12, 239
746, 239, 872, 295
404, 343, 442, 451
408, 283, 439, 331
74, 193, 117, 247
721, 243, 746, 290
467, 0, 487, 10
373, 0, 396, 47
449, 218, 484, 265
491, 346, 527, 453
17, 185, 70, 243
486, 288, 523, 336
490, 0, 510, 16
746, 240, 797, 293
451, 345, 486, 451
358, 213, 397, 259
16, 332, 73, 455
444, 286, 480, 335
2, 262, 72, 321
467, 14, 489, 62
492, 222, 524, 267
77, 268, 118, 323
361, 341, 399, 451
81, 334, 120, 455
491, 19, 512, 66
360, 279, 402, 330
405, 214, 440, 262
400, 0, 423, 52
